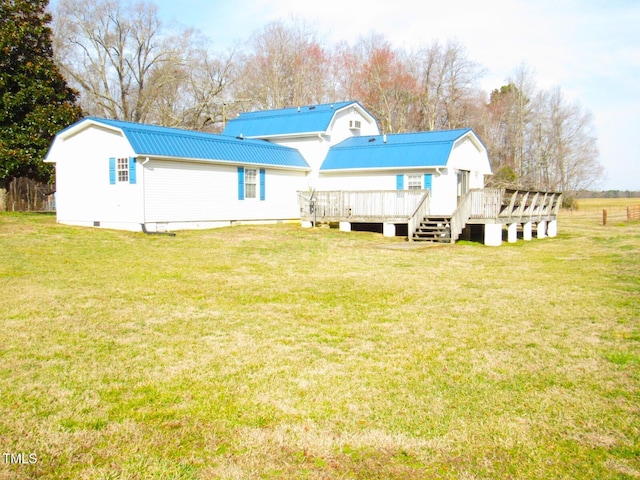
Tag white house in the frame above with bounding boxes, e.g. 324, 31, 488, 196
316, 129, 490, 216
45, 101, 560, 244
45, 117, 310, 232
223, 101, 380, 188
223, 102, 491, 215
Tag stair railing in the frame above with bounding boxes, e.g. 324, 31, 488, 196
407, 191, 431, 241
449, 191, 474, 243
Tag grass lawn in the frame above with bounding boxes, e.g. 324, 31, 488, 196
0, 206, 638, 479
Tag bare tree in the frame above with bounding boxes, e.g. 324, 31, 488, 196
234, 20, 329, 110
534, 87, 602, 194
52, 0, 232, 128
332, 34, 413, 133
410, 40, 484, 131
148, 42, 236, 131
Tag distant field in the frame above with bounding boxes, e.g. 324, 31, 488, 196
0, 210, 638, 479
573, 197, 640, 221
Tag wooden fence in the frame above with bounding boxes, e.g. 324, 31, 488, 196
4, 177, 55, 212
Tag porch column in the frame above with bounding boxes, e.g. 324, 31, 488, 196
339, 221, 351, 232
383, 223, 396, 237
523, 222, 532, 241
484, 223, 502, 247
507, 223, 518, 243
537, 220, 547, 239
547, 220, 558, 237
301, 220, 313, 228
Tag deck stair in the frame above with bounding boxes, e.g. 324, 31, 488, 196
412, 216, 452, 243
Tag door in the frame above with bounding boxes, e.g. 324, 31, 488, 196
457, 170, 470, 205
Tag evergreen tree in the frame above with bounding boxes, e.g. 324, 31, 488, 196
0, 0, 82, 188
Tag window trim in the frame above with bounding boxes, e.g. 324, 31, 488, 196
407, 174, 422, 190
116, 157, 129, 183
245, 168, 257, 199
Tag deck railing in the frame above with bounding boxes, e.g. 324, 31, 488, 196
466, 188, 562, 223
450, 191, 474, 242
470, 188, 502, 219
299, 190, 428, 222
407, 192, 431, 241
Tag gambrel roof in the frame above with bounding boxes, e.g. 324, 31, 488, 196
222, 101, 374, 138
321, 129, 486, 171
48, 117, 309, 169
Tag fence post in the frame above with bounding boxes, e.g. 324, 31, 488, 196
603, 209, 607, 226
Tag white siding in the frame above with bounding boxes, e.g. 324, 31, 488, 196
448, 135, 492, 179
272, 137, 330, 189
48, 125, 144, 231
327, 106, 380, 145
430, 170, 458, 215
317, 169, 455, 216
143, 159, 306, 226
316, 171, 397, 191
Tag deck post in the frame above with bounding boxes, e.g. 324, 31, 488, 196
547, 219, 557, 237
339, 221, 351, 232
507, 223, 518, 243
484, 223, 502, 246
383, 223, 396, 237
537, 220, 547, 239
523, 221, 532, 241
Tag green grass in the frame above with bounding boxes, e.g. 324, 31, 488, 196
0, 209, 638, 479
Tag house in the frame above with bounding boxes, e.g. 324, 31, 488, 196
46, 101, 561, 245
223, 101, 380, 188
224, 103, 490, 213
45, 117, 310, 232
317, 129, 491, 215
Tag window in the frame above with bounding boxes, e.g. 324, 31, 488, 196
117, 157, 129, 183
245, 168, 257, 199
407, 175, 422, 190
109, 157, 136, 185
238, 167, 265, 200
349, 120, 361, 130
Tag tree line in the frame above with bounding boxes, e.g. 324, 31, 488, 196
0, 0, 603, 199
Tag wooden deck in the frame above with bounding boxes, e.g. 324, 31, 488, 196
298, 188, 562, 242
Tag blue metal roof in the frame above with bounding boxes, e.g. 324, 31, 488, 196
222, 101, 365, 137
320, 129, 474, 171
75, 117, 309, 169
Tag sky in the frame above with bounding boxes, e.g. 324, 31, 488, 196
155, 0, 639, 190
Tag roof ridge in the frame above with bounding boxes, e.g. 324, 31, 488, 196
234, 100, 357, 118
88, 117, 293, 149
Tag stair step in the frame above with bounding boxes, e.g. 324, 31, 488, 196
412, 216, 453, 243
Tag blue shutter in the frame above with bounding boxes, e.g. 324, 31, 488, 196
259, 169, 265, 201
129, 157, 137, 184
237, 167, 245, 200
423, 173, 432, 191
109, 157, 116, 185
396, 174, 404, 190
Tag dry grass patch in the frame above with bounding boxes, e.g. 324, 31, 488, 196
0, 210, 638, 479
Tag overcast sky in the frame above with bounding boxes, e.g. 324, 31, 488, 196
153, 0, 640, 190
